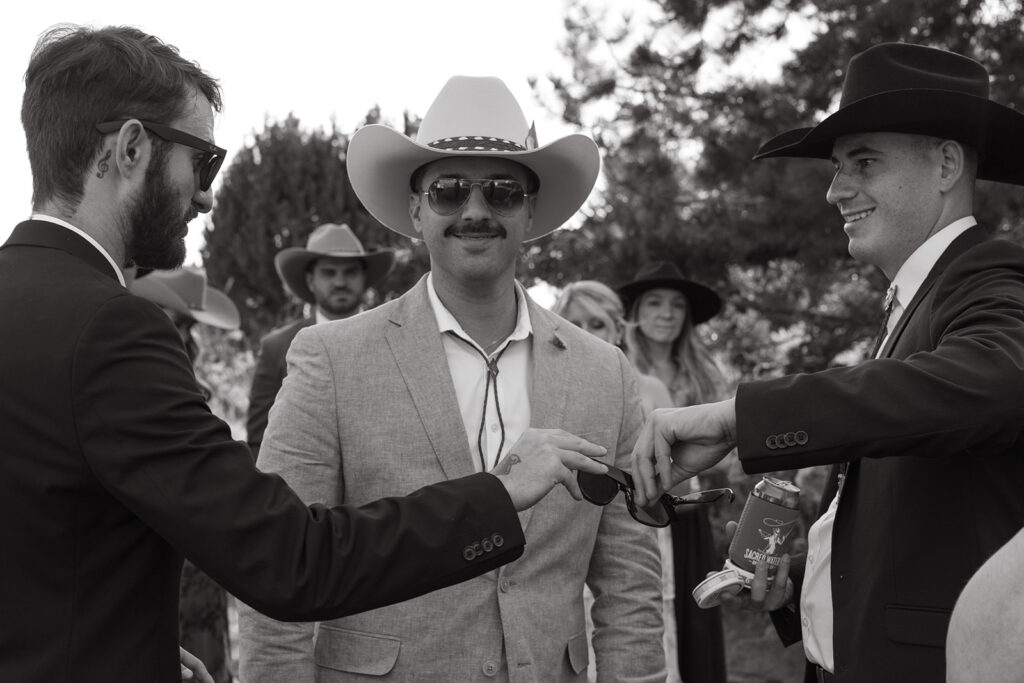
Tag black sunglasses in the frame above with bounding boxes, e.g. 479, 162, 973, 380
422, 177, 530, 217
579, 464, 734, 527
95, 120, 226, 192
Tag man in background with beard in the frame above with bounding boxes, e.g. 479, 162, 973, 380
246, 223, 395, 459
0, 25, 610, 683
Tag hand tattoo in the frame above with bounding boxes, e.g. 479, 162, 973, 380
96, 150, 112, 179
494, 453, 521, 475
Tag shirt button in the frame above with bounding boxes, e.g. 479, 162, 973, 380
499, 577, 511, 592
483, 660, 498, 677
490, 423, 499, 433
808, 553, 814, 564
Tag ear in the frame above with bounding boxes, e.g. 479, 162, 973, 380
936, 139, 966, 192
113, 120, 155, 187
408, 192, 424, 234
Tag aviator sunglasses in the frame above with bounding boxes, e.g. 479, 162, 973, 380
95, 120, 226, 192
422, 177, 531, 217
579, 463, 734, 527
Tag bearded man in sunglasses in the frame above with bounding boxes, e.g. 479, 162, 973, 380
239, 76, 666, 682
0, 26, 611, 683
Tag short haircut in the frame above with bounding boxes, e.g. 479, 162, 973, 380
21, 24, 222, 209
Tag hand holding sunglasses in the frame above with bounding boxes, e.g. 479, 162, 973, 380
578, 463, 733, 527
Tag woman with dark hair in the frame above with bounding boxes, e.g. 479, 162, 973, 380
619, 261, 728, 683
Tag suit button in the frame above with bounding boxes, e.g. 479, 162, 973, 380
499, 577, 511, 592
784, 432, 797, 446
483, 660, 498, 677
463, 546, 476, 561
482, 537, 494, 553
795, 430, 808, 445
491, 533, 504, 548
765, 435, 778, 449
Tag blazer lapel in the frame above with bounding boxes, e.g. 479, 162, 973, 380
880, 225, 989, 357
5, 220, 122, 283
518, 295, 571, 533
384, 277, 476, 480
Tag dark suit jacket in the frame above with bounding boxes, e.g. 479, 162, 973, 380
736, 226, 1024, 681
246, 316, 315, 458
0, 220, 525, 682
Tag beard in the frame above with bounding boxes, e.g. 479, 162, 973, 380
317, 288, 364, 319
126, 144, 190, 270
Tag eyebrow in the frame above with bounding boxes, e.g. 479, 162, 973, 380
831, 145, 885, 163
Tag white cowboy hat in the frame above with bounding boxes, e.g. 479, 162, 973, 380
130, 266, 240, 330
274, 223, 396, 304
347, 75, 601, 241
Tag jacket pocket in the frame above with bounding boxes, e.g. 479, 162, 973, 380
566, 631, 589, 675
314, 625, 401, 675
883, 603, 952, 648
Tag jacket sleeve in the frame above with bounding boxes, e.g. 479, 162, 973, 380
587, 349, 667, 682
245, 331, 285, 459
735, 242, 1024, 473
72, 295, 525, 622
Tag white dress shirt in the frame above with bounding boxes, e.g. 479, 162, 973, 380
30, 213, 126, 287
425, 273, 533, 472
799, 216, 977, 671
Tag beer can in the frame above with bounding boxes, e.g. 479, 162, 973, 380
727, 476, 800, 576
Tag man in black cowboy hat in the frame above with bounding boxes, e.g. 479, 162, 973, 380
630, 42, 1024, 681
246, 223, 395, 458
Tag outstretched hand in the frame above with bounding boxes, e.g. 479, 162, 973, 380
492, 428, 608, 511
631, 398, 738, 507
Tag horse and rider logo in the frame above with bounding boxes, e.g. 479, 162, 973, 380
758, 517, 797, 556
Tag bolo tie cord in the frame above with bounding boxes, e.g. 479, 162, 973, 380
475, 346, 508, 472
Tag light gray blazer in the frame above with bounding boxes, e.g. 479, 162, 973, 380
238, 277, 665, 683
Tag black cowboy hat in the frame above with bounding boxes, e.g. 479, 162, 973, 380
617, 261, 722, 325
753, 42, 1024, 186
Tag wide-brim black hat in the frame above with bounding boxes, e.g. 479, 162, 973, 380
618, 261, 722, 325
753, 42, 1024, 186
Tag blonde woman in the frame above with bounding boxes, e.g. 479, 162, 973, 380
618, 261, 727, 683
552, 280, 679, 682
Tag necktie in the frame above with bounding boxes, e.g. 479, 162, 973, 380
869, 283, 898, 359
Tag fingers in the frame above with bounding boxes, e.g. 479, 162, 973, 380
765, 554, 792, 610
547, 429, 607, 457
748, 559, 769, 611
559, 450, 608, 476
724, 520, 738, 541
558, 467, 584, 501
631, 421, 657, 507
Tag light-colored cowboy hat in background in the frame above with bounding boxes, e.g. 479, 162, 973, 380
347, 75, 601, 241
274, 223, 396, 305
130, 266, 241, 330
753, 42, 1024, 186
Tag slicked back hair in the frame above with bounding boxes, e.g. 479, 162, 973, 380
21, 24, 222, 210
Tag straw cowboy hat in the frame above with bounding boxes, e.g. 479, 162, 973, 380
753, 42, 1024, 186
130, 266, 240, 330
618, 261, 722, 325
274, 223, 396, 305
347, 75, 601, 241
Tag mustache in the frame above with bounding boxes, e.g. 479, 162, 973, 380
445, 221, 507, 238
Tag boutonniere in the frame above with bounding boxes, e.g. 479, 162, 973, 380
550, 334, 566, 350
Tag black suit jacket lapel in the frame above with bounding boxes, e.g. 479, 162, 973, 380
5, 220, 121, 283
879, 225, 989, 358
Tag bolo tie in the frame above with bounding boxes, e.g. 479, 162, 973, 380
444, 336, 512, 472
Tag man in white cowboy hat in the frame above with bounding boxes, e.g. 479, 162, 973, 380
246, 223, 395, 458
239, 76, 665, 682
630, 42, 1024, 681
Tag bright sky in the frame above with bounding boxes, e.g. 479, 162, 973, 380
0, 0, 583, 261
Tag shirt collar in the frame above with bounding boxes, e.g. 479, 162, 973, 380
889, 216, 977, 310
426, 272, 533, 356
30, 213, 126, 287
